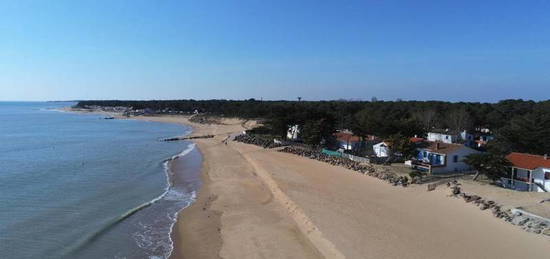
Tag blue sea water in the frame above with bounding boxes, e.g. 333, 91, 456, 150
0, 102, 200, 258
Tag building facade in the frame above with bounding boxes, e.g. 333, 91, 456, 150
412, 142, 480, 174
501, 153, 550, 192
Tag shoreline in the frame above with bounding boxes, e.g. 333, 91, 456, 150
60, 107, 207, 258
59, 108, 550, 258
163, 143, 200, 259
144, 115, 550, 259
119, 115, 208, 259
113, 114, 228, 259
126, 115, 239, 259
169, 146, 222, 259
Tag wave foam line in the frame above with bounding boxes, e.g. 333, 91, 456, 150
65, 143, 197, 257
163, 143, 197, 258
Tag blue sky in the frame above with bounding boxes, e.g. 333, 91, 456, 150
1, 0, 549, 102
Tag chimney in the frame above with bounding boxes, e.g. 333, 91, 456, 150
545, 154, 548, 160
414, 134, 418, 138
436, 142, 440, 150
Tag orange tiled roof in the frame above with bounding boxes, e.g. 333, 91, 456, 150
423, 142, 466, 155
506, 152, 550, 170
410, 137, 425, 143
334, 132, 361, 142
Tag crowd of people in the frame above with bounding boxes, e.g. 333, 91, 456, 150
278, 146, 410, 187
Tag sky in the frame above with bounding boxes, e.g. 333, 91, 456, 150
1, 0, 549, 102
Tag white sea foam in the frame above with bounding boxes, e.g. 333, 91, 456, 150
132, 142, 199, 258
172, 143, 196, 160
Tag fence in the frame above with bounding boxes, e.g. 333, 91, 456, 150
319, 149, 372, 163
500, 178, 532, 191
321, 149, 342, 157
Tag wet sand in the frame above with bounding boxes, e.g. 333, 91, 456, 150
133, 115, 549, 259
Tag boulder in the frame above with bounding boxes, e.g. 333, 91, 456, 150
450, 186, 461, 195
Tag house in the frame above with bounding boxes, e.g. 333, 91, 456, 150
411, 142, 481, 174
373, 142, 391, 157
501, 153, 550, 192
475, 134, 495, 148
427, 130, 475, 147
334, 132, 362, 151
287, 125, 300, 140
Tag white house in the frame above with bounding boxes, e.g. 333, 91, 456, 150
287, 125, 300, 140
427, 130, 475, 147
411, 142, 480, 174
373, 142, 391, 157
501, 153, 550, 192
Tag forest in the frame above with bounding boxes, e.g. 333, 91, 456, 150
76, 99, 550, 156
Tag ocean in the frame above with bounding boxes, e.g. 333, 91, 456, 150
0, 102, 201, 258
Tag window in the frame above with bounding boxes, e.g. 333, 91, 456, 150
453, 155, 458, 163
434, 155, 444, 165
545, 172, 550, 180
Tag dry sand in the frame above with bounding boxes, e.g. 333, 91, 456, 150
132, 115, 549, 259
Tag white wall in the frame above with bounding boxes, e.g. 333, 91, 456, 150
427, 133, 455, 144
432, 147, 480, 174
532, 168, 550, 192
287, 125, 300, 140
545, 168, 550, 192
339, 141, 353, 150
373, 142, 390, 157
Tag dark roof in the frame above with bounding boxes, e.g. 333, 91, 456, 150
506, 152, 550, 170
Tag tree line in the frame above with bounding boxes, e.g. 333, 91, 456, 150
76, 99, 550, 155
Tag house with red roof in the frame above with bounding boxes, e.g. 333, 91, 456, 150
334, 131, 362, 150
501, 152, 550, 192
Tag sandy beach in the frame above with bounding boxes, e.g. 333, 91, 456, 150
124, 115, 550, 259
6, 1, 550, 257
